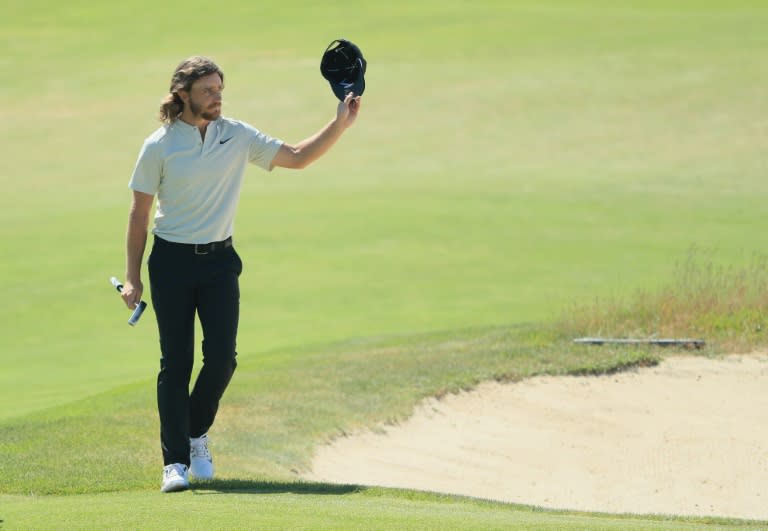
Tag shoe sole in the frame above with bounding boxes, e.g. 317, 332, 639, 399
161, 480, 190, 493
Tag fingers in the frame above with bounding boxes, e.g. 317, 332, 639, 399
339, 93, 361, 126
344, 92, 361, 108
121, 291, 134, 309
348, 94, 361, 113
121, 281, 143, 309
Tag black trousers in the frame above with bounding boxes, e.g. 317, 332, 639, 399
148, 236, 242, 466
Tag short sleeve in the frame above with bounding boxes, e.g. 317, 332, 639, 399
129, 138, 162, 195
245, 123, 283, 171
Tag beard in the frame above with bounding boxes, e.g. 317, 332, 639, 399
188, 98, 221, 121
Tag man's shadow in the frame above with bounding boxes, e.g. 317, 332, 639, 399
190, 479, 362, 496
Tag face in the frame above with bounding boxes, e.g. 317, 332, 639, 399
183, 73, 223, 121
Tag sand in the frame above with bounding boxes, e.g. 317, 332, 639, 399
304, 354, 768, 520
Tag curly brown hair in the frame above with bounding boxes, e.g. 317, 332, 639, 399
159, 56, 225, 123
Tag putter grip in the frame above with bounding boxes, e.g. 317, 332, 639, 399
111, 276, 123, 292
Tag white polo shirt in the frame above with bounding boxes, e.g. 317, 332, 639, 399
129, 117, 283, 244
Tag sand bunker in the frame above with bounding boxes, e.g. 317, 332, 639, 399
305, 354, 768, 520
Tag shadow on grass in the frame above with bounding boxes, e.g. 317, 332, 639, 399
191, 479, 362, 496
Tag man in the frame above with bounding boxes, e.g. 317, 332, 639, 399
121, 56, 361, 493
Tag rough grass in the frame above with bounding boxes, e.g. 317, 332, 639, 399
559, 250, 768, 352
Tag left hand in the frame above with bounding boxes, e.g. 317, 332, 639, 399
337, 92, 361, 128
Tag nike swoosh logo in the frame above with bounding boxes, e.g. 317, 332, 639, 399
219, 137, 233, 144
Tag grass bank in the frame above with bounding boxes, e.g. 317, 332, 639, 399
2, 318, 765, 527
0, 324, 662, 496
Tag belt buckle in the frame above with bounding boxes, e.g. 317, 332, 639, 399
194, 244, 209, 255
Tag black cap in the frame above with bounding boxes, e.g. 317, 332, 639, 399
320, 39, 367, 101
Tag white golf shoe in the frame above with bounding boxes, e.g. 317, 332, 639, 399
190, 434, 214, 480
161, 463, 189, 493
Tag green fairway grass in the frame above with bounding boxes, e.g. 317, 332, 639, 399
2, 0, 767, 527
2, 488, 760, 530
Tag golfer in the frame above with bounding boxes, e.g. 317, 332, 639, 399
120, 56, 361, 492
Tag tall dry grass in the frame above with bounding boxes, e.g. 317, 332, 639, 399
560, 251, 768, 352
